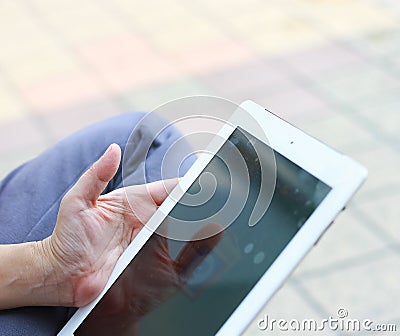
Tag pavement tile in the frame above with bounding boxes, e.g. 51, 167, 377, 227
33, 0, 126, 46
40, 99, 121, 142
247, 24, 326, 57
197, 0, 263, 18
298, 114, 376, 151
223, 5, 326, 56
77, 34, 180, 92
252, 85, 331, 124
204, 1, 281, 34
118, 77, 215, 111
0, 118, 47, 153
346, 91, 400, 118
298, 252, 400, 323
375, 0, 400, 11
20, 72, 107, 113
302, 0, 397, 37
352, 28, 400, 59
389, 54, 400, 74
348, 144, 400, 198
0, 2, 50, 51
292, 208, 387, 277
316, 65, 400, 106
0, 82, 27, 122
211, 84, 336, 128
282, 43, 366, 77
200, 59, 292, 97
170, 39, 253, 75
148, 25, 224, 54
131, 6, 226, 53
225, 5, 292, 36
8, 49, 78, 89
355, 192, 400, 245
113, 0, 186, 31
356, 100, 400, 142
0, 6, 79, 87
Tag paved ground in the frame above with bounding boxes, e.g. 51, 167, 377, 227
0, 0, 399, 334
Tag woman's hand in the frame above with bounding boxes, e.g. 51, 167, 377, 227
0, 144, 178, 309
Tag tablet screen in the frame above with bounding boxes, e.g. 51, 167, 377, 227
74, 127, 331, 335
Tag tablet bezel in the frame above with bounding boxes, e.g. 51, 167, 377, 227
58, 100, 367, 335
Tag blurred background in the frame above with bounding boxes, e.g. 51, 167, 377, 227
0, 0, 399, 334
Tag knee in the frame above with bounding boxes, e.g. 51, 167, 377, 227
70, 112, 148, 151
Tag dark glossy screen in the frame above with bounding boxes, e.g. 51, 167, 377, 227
74, 127, 331, 336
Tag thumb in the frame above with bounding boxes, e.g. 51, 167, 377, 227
69, 144, 121, 204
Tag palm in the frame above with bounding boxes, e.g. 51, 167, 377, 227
44, 144, 178, 307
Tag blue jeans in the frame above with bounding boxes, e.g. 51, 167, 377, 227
0, 113, 192, 335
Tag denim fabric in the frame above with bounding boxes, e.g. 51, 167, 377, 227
0, 113, 193, 335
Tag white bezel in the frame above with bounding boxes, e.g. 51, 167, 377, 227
58, 100, 367, 335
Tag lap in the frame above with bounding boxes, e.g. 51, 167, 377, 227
0, 112, 193, 335
0, 113, 145, 244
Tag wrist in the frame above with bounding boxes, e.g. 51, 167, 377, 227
35, 237, 74, 307
0, 239, 72, 309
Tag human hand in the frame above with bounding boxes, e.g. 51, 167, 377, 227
37, 144, 179, 308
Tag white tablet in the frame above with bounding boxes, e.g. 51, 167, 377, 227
58, 100, 367, 336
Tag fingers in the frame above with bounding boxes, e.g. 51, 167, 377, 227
145, 178, 179, 206
117, 178, 179, 228
69, 144, 121, 203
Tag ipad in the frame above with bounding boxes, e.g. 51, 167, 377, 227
58, 100, 367, 335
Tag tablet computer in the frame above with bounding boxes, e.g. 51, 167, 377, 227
58, 100, 367, 335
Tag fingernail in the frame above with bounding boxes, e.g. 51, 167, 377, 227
105, 144, 114, 154
101, 144, 113, 158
